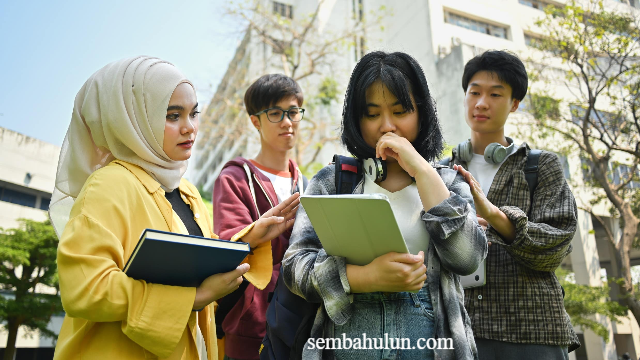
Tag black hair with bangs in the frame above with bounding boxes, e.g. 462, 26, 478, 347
341, 51, 443, 162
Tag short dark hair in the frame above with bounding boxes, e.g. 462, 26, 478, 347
461, 50, 528, 101
341, 51, 444, 162
244, 74, 304, 116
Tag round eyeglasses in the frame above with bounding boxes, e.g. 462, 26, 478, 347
254, 107, 305, 123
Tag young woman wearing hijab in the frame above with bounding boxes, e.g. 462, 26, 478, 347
281, 51, 487, 360
49, 56, 300, 360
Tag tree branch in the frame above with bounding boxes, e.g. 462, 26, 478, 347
613, 158, 640, 192
581, 205, 618, 250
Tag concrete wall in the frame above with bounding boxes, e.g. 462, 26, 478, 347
0, 128, 59, 195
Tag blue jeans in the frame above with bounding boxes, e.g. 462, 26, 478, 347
334, 285, 435, 360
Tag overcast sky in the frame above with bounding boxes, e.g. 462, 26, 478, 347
0, 0, 245, 146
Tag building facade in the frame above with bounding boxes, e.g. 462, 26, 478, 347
194, 1, 640, 359
0, 127, 63, 359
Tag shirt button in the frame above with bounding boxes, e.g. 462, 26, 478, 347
194, 213, 200, 219
478, 295, 483, 300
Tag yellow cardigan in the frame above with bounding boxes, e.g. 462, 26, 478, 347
54, 160, 272, 360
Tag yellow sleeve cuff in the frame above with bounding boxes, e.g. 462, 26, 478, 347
125, 284, 196, 357
229, 222, 273, 290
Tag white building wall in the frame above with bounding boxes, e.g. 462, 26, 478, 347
0, 127, 59, 195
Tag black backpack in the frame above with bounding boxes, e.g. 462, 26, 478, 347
259, 155, 362, 360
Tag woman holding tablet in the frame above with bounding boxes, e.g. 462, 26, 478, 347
50, 56, 299, 360
281, 51, 486, 360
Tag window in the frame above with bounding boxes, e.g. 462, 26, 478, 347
0, 182, 52, 210
613, 164, 640, 189
557, 154, 571, 180
40, 197, 51, 211
612, 0, 639, 6
444, 12, 509, 39
273, 1, 293, 19
581, 158, 640, 189
0, 187, 36, 208
524, 33, 542, 47
570, 104, 623, 135
353, 35, 366, 61
518, 0, 553, 10
352, 0, 363, 21
519, 0, 565, 14
518, 93, 561, 120
354, 36, 358, 61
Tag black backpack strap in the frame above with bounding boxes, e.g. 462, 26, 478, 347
524, 150, 564, 298
524, 150, 542, 204
333, 155, 362, 194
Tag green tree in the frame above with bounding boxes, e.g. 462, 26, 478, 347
0, 219, 62, 360
519, 0, 640, 330
556, 268, 628, 341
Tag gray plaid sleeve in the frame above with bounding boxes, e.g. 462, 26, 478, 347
281, 166, 353, 325
490, 153, 576, 272
422, 169, 487, 276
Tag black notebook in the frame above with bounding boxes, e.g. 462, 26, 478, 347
124, 229, 250, 287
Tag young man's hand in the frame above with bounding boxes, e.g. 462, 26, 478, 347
453, 164, 496, 219
242, 192, 300, 249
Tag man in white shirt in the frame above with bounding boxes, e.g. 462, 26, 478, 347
450, 50, 579, 359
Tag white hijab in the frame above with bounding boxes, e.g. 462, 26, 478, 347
49, 56, 193, 237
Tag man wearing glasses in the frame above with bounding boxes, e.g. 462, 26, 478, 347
213, 74, 308, 360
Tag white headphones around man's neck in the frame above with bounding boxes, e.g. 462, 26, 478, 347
455, 137, 515, 164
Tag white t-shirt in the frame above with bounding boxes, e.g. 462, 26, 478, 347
363, 171, 430, 257
250, 160, 292, 203
467, 146, 518, 195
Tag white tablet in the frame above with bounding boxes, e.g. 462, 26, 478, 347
460, 260, 486, 289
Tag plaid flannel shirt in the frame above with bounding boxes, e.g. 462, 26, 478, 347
453, 143, 580, 351
282, 163, 487, 360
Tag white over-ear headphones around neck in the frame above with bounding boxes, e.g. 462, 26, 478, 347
363, 158, 387, 182
455, 137, 515, 164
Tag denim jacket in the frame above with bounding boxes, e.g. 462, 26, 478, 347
282, 163, 487, 360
